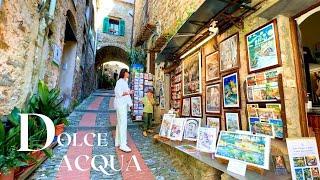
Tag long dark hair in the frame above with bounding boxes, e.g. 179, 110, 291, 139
119, 68, 129, 79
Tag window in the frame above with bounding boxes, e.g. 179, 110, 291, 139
103, 17, 125, 36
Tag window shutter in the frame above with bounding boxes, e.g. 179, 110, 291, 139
103, 17, 109, 33
119, 19, 125, 36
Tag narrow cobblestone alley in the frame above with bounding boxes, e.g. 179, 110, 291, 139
29, 90, 189, 180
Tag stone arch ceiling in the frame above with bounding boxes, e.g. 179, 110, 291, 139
95, 46, 129, 66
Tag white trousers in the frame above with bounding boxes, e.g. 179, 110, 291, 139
115, 105, 128, 147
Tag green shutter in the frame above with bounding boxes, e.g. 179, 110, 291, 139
119, 19, 125, 36
103, 17, 109, 33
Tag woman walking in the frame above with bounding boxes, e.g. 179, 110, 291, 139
114, 68, 133, 152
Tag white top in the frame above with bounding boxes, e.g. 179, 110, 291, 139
114, 78, 133, 109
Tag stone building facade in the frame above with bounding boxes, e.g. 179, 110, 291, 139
95, 0, 134, 67
0, 0, 96, 115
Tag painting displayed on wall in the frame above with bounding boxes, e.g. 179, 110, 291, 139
182, 98, 191, 116
223, 72, 240, 108
196, 127, 217, 153
206, 84, 221, 114
206, 117, 220, 136
183, 51, 202, 96
169, 118, 186, 141
215, 131, 271, 169
246, 20, 281, 73
184, 118, 201, 141
159, 114, 176, 138
219, 33, 239, 72
225, 111, 241, 132
191, 96, 202, 117
205, 52, 220, 82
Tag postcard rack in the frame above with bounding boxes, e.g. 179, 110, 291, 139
244, 73, 288, 139
170, 64, 183, 116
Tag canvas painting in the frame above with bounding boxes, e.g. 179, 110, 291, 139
219, 33, 239, 72
223, 72, 240, 108
205, 52, 220, 81
206, 117, 220, 136
182, 98, 191, 116
191, 96, 202, 117
196, 127, 217, 153
184, 118, 201, 141
183, 51, 202, 96
225, 112, 241, 132
246, 21, 280, 73
169, 118, 186, 141
206, 84, 221, 114
159, 114, 176, 138
215, 131, 271, 169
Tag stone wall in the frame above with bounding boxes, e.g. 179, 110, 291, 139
0, 0, 96, 115
96, 0, 133, 52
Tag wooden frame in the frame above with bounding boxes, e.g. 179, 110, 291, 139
245, 19, 282, 74
219, 33, 240, 73
222, 71, 241, 108
205, 51, 220, 82
190, 96, 202, 117
224, 110, 241, 132
205, 83, 221, 114
182, 50, 202, 97
181, 97, 191, 117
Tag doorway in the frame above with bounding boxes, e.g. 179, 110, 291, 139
59, 16, 78, 108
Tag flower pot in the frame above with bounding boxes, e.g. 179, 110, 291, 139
55, 124, 65, 136
0, 169, 14, 180
26, 151, 42, 166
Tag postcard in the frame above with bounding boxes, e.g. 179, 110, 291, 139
251, 122, 275, 138
257, 108, 274, 122
269, 119, 284, 138
266, 103, 281, 119
249, 117, 260, 132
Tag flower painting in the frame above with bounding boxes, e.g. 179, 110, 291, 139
246, 20, 280, 73
184, 118, 201, 141
223, 72, 240, 108
205, 52, 220, 82
183, 51, 202, 96
206, 84, 221, 114
191, 96, 202, 117
196, 127, 217, 153
219, 33, 239, 72
159, 114, 176, 138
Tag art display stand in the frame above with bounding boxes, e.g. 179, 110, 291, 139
170, 65, 182, 116
244, 73, 288, 139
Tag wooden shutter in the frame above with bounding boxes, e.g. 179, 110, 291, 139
119, 19, 125, 36
103, 17, 109, 33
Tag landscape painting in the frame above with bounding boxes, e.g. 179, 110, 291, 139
215, 131, 271, 169
223, 72, 240, 108
183, 51, 202, 96
246, 20, 280, 73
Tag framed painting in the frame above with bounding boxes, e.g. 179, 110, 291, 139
245, 20, 281, 73
206, 116, 220, 136
182, 98, 191, 117
215, 131, 271, 169
225, 111, 241, 132
205, 83, 221, 114
184, 118, 201, 141
169, 118, 186, 141
159, 114, 176, 138
191, 96, 202, 117
223, 72, 240, 108
205, 52, 220, 82
196, 127, 217, 153
183, 51, 202, 96
219, 33, 240, 73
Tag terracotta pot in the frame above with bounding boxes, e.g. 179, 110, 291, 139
0, 169, 14, 180
55, 124, 65, 136
26, 151, 42, 166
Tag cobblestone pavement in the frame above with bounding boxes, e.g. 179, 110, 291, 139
29, 90, 188, 180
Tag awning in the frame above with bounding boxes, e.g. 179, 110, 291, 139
157, 0, 261, 62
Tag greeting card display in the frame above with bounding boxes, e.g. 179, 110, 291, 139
196, 127, 217, 153
169, 118, 186, 141
223, 72, 240, 108
159, 114, 176, 138
215, 131, 271, 169
286, 138, 320, 180
184, 118, 201, 141
191, 96, 202, 117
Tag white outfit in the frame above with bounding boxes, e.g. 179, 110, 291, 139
114, 78, 133, 148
